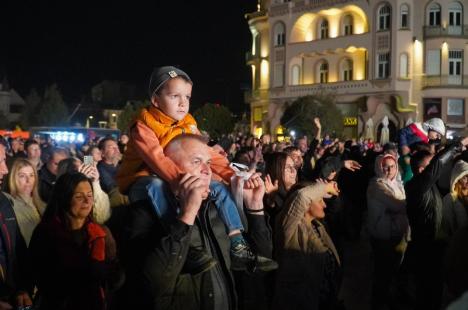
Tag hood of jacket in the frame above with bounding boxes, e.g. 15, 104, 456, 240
450, 160, 468, 196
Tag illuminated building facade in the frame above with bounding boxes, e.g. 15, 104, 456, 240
246, 0, 468, 139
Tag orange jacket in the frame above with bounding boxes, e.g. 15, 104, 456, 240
116, 106, 233, 193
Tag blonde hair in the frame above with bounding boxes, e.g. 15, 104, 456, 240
8, 158, 45, 209
454, 178, 468, 200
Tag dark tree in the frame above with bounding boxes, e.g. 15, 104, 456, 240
193, 103, 235, 139
281, 91, 343, 139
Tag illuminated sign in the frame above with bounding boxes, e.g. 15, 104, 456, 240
343, 117, 357, 126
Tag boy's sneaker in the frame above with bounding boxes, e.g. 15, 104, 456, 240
182, 247, 217, 275
230, 239, 278, 272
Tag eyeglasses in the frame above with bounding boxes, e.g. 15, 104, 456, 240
284, 165, 297, 173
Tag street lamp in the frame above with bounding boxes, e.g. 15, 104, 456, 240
86, 115, 94, 128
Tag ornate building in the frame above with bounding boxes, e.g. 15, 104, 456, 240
246, 0, 468, 140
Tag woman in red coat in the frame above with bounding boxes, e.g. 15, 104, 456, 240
29, 172, 123, 310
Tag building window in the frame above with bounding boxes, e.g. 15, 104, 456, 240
426, 50, 441, 75
376, 53, 390, 78
449, 2, 463, 35
428, 3, 441, 26
274, 63, 285, 87
448, 50, 463, 84
378, 4, 391, 30
343, 15, 353, 35
318, 61, 329, 83
447, 98, 464, 116
291, 65, 301, 85
274, 23, 286, 46
399, 53, 409, 78
400, 4, 410, 28
319, 19, 329, 39
340, 59, 353, 81
423, 98, 441, 121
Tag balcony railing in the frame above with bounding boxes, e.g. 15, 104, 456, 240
245, 51, 261, 64
422, 75, 468, 88
423, 25, 468, 38
244, 89, 269, 103
267, 80, 372, 98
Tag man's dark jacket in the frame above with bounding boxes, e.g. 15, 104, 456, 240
405, 143, 460, 243
0, 192, 30, 301
120, 196, 273, 310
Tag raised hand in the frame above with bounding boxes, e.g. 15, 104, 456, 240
243, 172, 265, 212
314, 117, 321, 129
264, 174, 279, 195
344, 160, 362, 172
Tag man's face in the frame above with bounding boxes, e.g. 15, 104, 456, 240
0, 145, 8, 185
297, 139, 307, 153
47, 152, 68, 176
151, 78, 192, 121
102, 140, 120, 163
172, 140, 212, 194
27, 144, 41, 160
289, 150, 303, 169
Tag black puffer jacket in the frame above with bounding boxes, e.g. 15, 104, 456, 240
121, 198, 273, 310
405, 143, 461, 243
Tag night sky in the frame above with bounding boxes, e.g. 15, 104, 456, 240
5, 1, 257, 114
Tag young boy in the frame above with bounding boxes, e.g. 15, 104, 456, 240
117, 66, 276, 273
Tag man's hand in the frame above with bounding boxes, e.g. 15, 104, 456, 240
264, 174, 279, 195
177, 174, 208, 225
343, 160, 362, 171
243, 173, 265, 213
15, 291, 32, 308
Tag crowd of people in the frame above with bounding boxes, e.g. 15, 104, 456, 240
0, 66, 466, 310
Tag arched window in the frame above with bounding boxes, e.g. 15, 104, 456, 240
274, 23, 286, 46
319, 19, 329, 39
340, 59, 353, 81
343, 15, 354, 35
378, 4, 391, 30
428, 3, 441, 26
291, 65, 301, 85
449, 2, 463, 34
399, 53, 409, 78
318, 61, 329, 83
400, 4, 410, 28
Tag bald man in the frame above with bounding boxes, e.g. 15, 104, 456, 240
122, 134, 274, 310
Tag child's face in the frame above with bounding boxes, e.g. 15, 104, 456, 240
151, 78, 192, 121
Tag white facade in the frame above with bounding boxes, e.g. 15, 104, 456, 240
246, 0, 468, 139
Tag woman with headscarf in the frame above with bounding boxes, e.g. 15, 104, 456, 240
367, 153, 409, 309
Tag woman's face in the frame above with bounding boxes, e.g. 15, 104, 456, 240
382, 157, 397, 180
69, 181, 94, 221
283, 156, 297, 191
307, 198, 326, 219
458, 175, 468, 191
16, 165, 35, 197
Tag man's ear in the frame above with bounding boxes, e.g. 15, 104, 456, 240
151, 96, 159, 108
